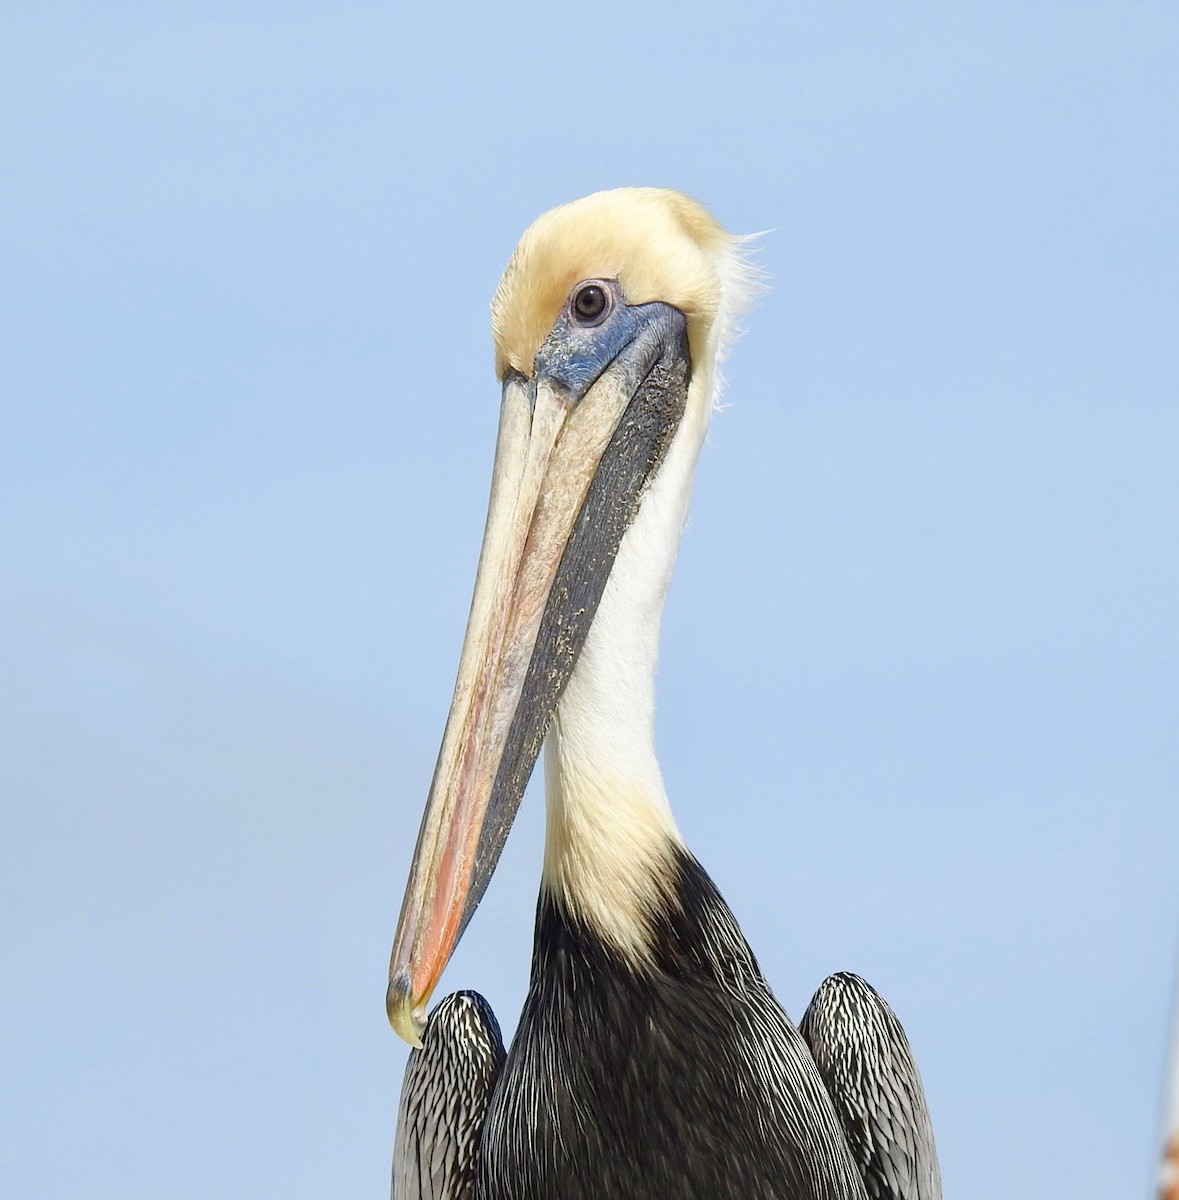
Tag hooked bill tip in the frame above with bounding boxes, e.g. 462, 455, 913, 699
386, 968, 426, 1048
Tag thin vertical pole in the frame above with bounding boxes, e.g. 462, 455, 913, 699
1161, 950, 1179, 1200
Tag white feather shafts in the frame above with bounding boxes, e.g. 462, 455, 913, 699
393, 992, 505, 1200
801, 973, 942, 1200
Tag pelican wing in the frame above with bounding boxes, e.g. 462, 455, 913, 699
393, 991, 505, 1200
800, 973, 942, 1200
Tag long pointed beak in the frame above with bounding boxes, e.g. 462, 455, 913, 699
387, 303, 690, 1044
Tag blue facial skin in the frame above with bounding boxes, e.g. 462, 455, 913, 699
531, 281, 689, 403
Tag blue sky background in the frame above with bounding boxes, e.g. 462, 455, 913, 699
3, 2, 1177, 1196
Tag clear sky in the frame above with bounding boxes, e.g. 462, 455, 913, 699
3, 2, 1177, 1197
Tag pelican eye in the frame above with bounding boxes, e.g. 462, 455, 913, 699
570, 282, 610, 327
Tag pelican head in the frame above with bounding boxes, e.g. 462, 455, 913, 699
388, 188, 756, 1045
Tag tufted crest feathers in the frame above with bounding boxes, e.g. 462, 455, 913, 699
491, 187, 759, 381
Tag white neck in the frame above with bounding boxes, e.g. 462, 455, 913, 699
541, 378, 712, 961
540, 235, 758, 960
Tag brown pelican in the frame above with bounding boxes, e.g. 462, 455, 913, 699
388, 188, 941, 1200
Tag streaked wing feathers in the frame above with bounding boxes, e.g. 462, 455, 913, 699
393, 991, 505, 1200
800, 973, 942, 1200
